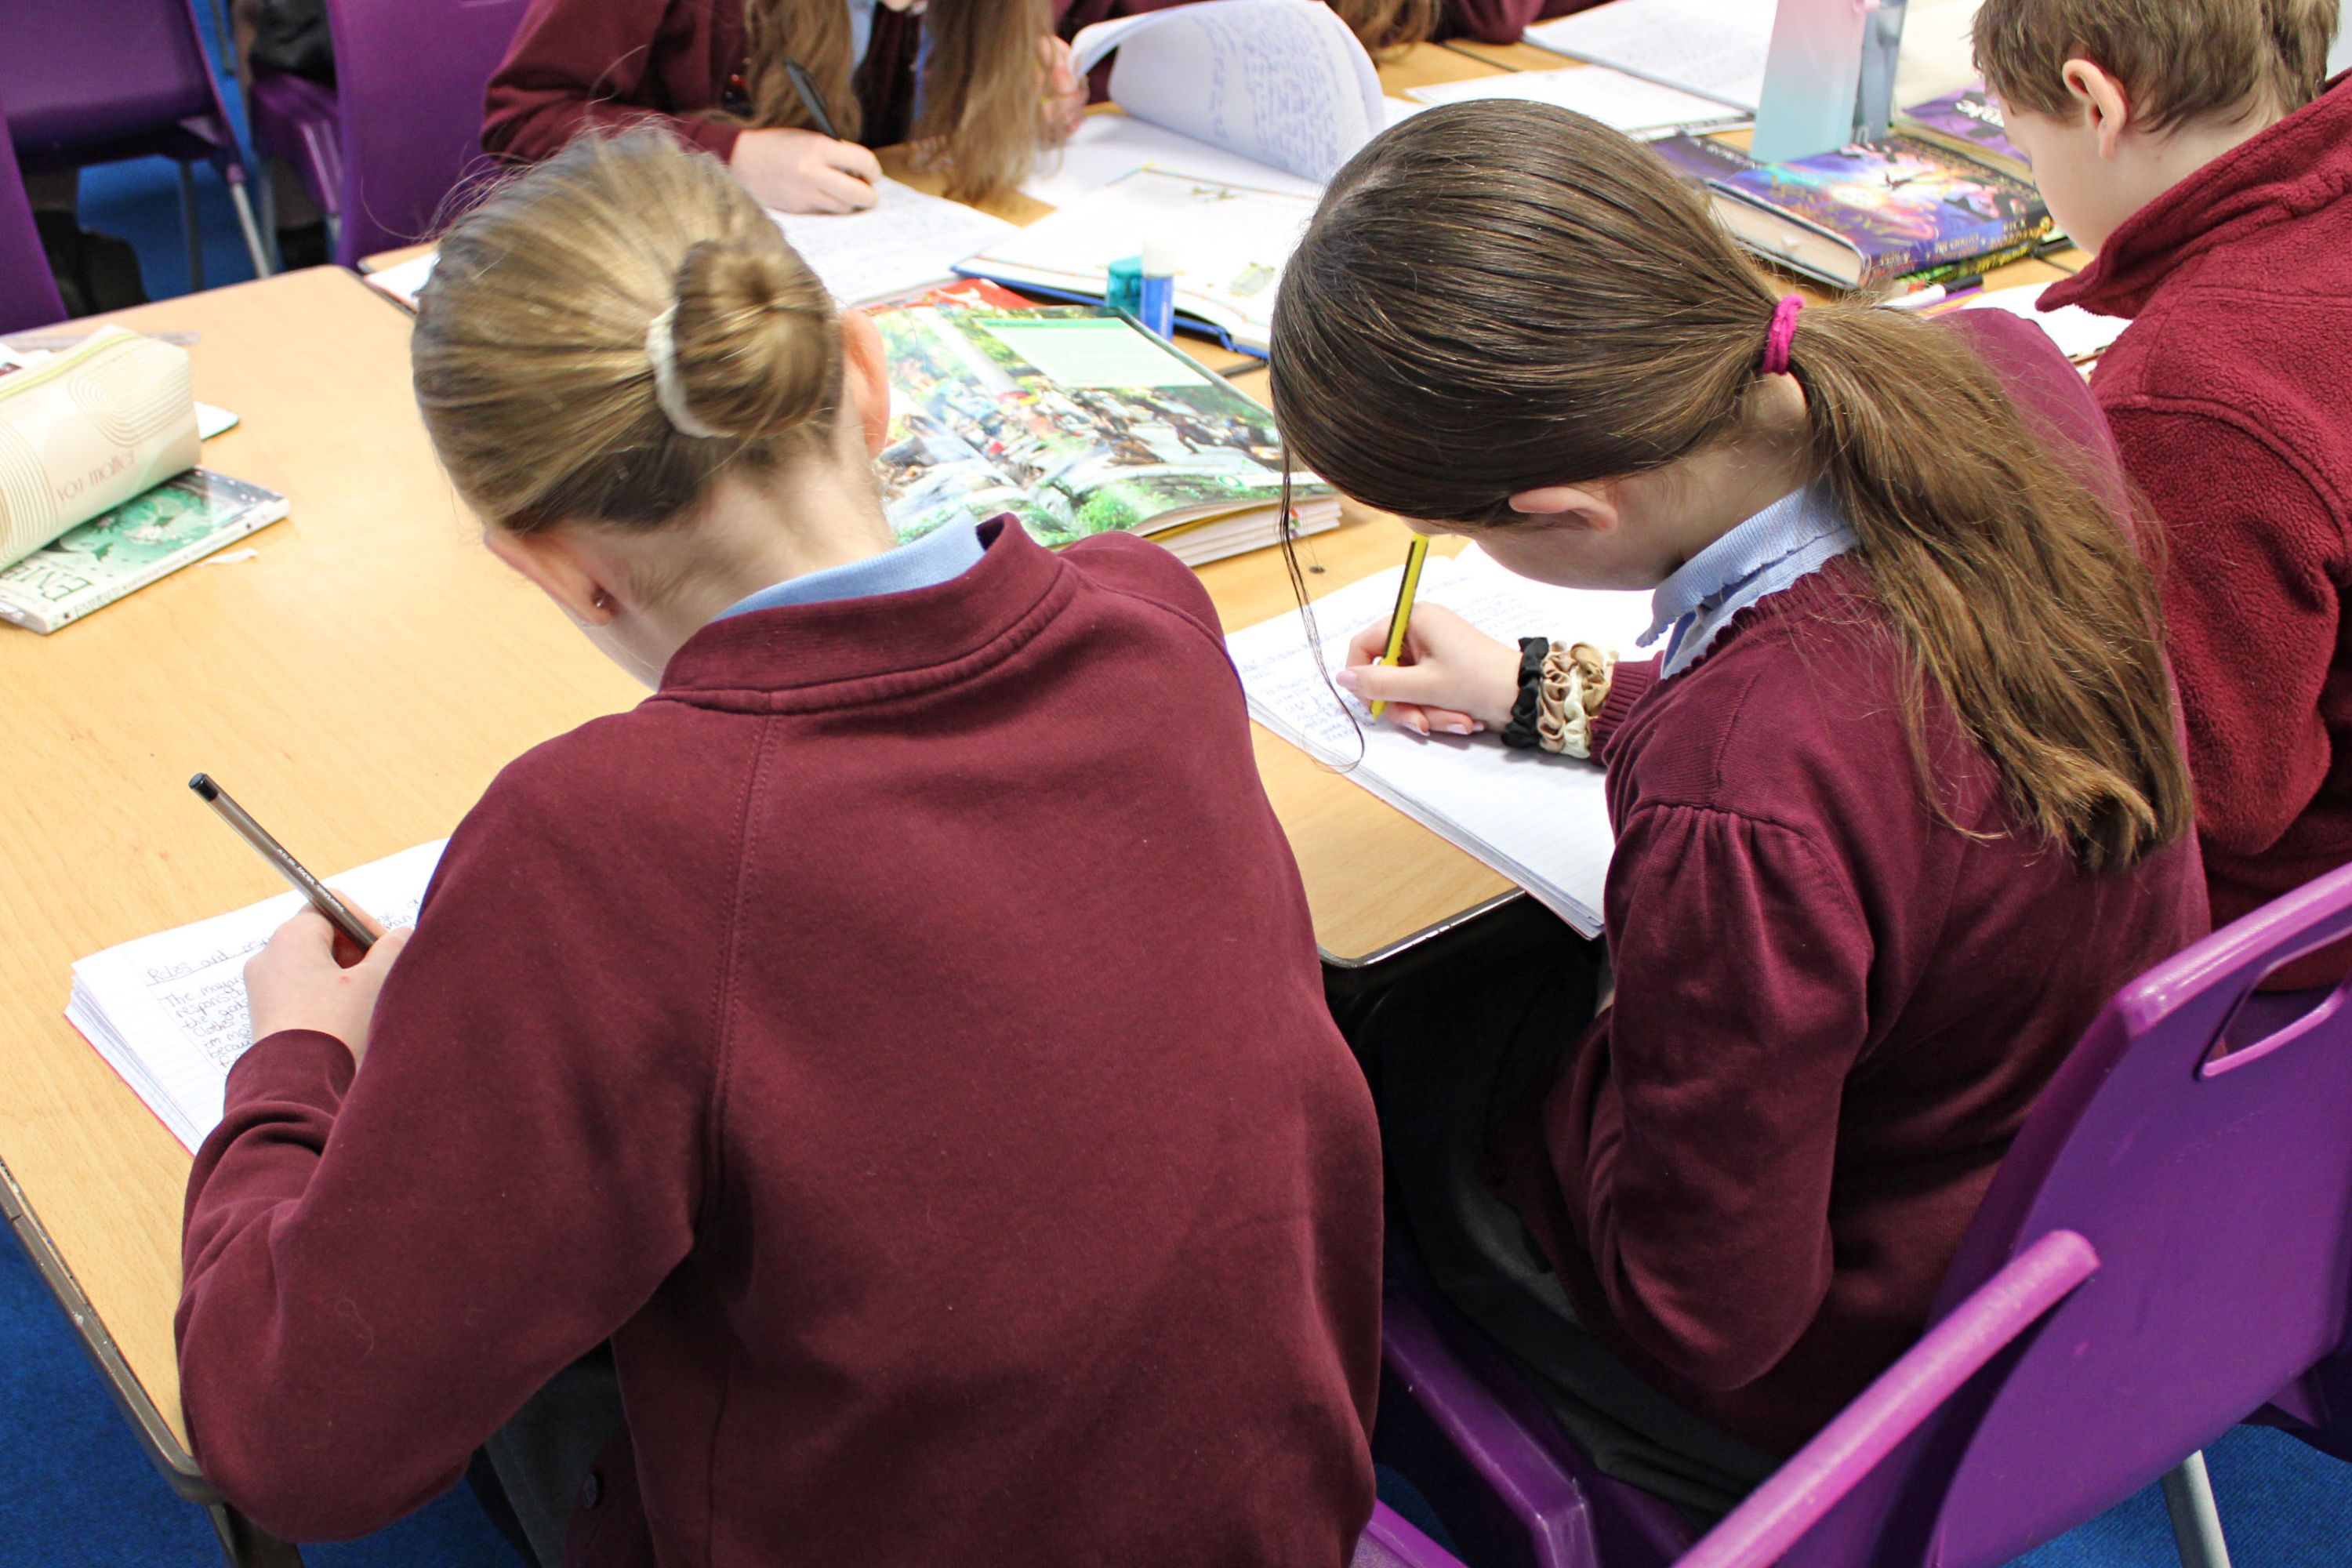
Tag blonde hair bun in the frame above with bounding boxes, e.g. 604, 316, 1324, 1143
411, 128, 846, 535
666, 237, 841, 441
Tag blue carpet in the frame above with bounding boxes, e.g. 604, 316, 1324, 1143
1, 1222, 515, 1566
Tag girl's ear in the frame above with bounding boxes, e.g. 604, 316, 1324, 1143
2060, 58, 2133, 157
840, 310, 893, 460
1504, 483, 1621, 533
483, 526, 620, 626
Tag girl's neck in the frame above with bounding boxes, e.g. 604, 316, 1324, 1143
1635, 373, 1817, 572
621, 465, 899, 655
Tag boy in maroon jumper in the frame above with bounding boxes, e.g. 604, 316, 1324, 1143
1978, 0, 2350, 985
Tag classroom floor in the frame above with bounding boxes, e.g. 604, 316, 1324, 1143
12, 17, 2352, 1568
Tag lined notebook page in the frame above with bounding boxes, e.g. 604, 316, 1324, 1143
768, 176, 1018, 307
1523, 0, 1777, 113
67, 840, 446, 1151
1226, 549, 1654, 935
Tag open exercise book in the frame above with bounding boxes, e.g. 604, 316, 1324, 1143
67, 840, 445, 1152
1523, 0, 1777, 114
364, 176, 1018, 312
1029, 0, 1385, 209
1227, 547, 1653, 936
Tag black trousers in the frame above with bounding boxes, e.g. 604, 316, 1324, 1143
467, 1343, 627, 1567
1350, 908, 1778, 1522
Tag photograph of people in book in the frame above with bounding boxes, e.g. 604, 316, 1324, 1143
869, 301, 1308, 551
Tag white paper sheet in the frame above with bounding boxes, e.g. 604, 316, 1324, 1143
67, 840, 447, 1150
1523, 0, 1778, 111
1069, 0, 1385, 184
1022, 114, 1323, 208
1408, 64, 1753, 134
1227, 548, 1654, 935
369, 179, 1016, 316
1950, 282, 2127, 364
768, 176, 1021, 305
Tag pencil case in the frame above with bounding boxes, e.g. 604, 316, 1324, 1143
0, 325, 199, 572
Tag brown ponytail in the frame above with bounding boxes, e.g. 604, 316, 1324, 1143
1269, 102, 2191, 871
739, 0, 1062, 203
412, 129, 842, 535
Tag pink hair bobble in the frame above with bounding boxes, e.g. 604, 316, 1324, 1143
1760, 294, 1804, 376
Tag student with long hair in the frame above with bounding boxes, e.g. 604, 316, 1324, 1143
1269, 102, 2206, 1515
483, 0, 1091, 207
175, 129, 1381, 1566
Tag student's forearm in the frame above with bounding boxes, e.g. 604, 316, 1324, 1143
178, 1034, 465, 1539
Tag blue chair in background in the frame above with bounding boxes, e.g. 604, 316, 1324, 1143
1377, 858, 2352, 1568
0, 0, 270, 289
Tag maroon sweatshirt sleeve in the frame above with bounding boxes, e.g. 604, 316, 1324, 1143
176, 751, 730, 1540
2118, 406, 2342, 858
1553, 802, 1871, 1388
482, 0, 742, 165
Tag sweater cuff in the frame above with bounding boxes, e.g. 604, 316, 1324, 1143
682, 115, 742, 163
1591, 655, 1659, 765
224, 1029, 355, 1117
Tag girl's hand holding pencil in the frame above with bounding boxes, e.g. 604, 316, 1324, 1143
1334, 604, 1521, 738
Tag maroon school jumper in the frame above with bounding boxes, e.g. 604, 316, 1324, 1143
1497, 311, 2209, 1455
483, 0, 1089, 164
2041, 74, 2352, 989
177, 524, 1383, 1566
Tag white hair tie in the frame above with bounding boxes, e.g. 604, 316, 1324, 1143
644, 304, 721, 440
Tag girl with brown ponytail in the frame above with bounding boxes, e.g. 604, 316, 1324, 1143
1271, 101, 2206, 1514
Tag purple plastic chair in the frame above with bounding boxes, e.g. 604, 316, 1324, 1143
1380, 858, 2352, 1568
246, 0, 527, 270
0, 98, 67, 335
0, 0, 270, 289
1356, 1500, 1473, 1567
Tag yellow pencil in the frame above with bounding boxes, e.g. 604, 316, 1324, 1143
1368, 533, 1432, 722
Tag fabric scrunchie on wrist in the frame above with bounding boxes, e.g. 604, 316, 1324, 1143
1500, 637, 1553, 751
1535, 642, 1617, 760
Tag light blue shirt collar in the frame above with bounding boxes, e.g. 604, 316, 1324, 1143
1642, 482, 1856, 678
848, 0, 877, 67
716, 521, 985, 619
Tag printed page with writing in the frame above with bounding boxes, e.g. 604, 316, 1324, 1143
1227, 547, 1654, 936
67, 840, 447, 1152
1069, 0, 1384, 185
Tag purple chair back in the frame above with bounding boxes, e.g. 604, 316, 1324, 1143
0, 97, 67, 334
1383, 860, 2352, 1568
1864, 862, 2352, 1563
0, 0, 243, 176
321, 0, 529, 266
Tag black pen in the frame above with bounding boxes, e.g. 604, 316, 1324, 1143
187, 774, 378, 952
783, 58, 844, 142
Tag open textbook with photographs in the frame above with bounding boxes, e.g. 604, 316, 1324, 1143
872, 288, 1338, 566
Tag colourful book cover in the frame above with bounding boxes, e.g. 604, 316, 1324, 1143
1900, 86, 2031, 179
868, 303, 1334, 563
1650, 131, 2049, 286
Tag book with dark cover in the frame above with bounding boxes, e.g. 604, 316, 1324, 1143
1900, 85, 2032, 180
1646, 131, 2052, 289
